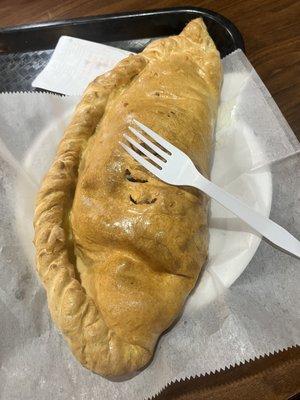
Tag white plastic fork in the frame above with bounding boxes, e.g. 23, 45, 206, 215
120, 119, 300, 258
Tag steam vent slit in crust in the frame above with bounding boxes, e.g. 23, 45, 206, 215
33, 18, 222, 377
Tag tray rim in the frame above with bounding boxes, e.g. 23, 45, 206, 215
0, 6, 245, 52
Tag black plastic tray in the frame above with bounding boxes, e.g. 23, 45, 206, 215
0, 7, 244, 93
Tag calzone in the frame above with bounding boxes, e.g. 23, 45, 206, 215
34, 18, 222, 377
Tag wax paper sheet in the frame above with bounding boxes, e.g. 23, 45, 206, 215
0, 50, 299, 400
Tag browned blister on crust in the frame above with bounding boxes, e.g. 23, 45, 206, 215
34, 18, 222, 377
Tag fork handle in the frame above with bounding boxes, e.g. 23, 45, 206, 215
193, 175, 300, 258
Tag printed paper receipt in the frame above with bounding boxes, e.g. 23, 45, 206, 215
32, 36, 131, 95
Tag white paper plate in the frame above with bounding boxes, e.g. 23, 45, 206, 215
186, 121, 272, 309
15, 74, 272, 309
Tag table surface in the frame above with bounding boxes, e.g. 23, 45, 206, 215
0, 1, 299, 399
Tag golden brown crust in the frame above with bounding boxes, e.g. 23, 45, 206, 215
34, 18, 222, 377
